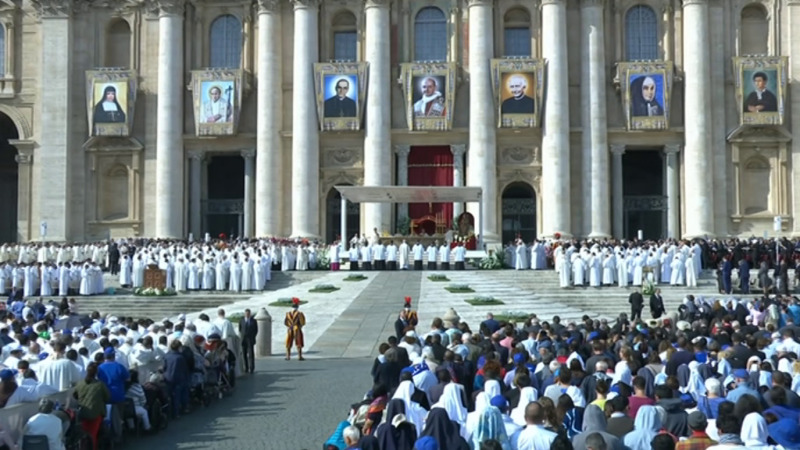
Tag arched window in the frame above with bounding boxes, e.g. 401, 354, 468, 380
503, 8, 531, 57
332, 11, 357, 61
740, 4, 769, 55
414, 7, 447, 62
0, 23, 5, 75
105, 19, 131, 68
625, 5, 658, 60
209, 15, 242, 68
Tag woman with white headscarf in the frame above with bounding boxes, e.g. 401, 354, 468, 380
623, 405, 661, 450
432, 383, 467, 425
466, 379, 502, 439
741, 412, 781, 450
510, 386, 538, 426
682, 361, 707, 402
391, 379, 427, 436
470, 406, 511, 450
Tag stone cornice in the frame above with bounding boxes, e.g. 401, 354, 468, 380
364, 0, 390, 8
789, 0, 800, 5
292, 0, 318, 10
152, 0, 186, 17
256, 0, 281, 13
466, 0, 494, 7
32, 0, 75, 17
681, 0, 708, 6
580, 0, 605, 7
663, 144, 681, 154
610, 144, 626, 154
540, 0, 565, 5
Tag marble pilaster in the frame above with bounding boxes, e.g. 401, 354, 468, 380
466, 0, 498, 242
242, 149, 255, 238
664, 145, 680, 239
709, 0, 727, 237
611, 144, 625, 239
14, 151, 32, 241
451, 144, 466, 218
363, 0, 392, 235
290, 0, 320, 238
395, 145, 410, 220
255, 0, 283, 237
541, 0, 571, 237
682, 0, 714, 237
154, 0, 186, 238
789, 0, 800, 235
188, 150, 204, 240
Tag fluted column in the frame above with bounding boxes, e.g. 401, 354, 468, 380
291, 0, 320, 238
682, 0, 714, 237
363, 0, 392, 235
541, 0, 571, 237
242, 149, 255, 237
467, 0, 498, 243
581, 0, 610, 238
664, 144, 681, 239
255, 0, 283, 237
451, 144, 466, 218
188, 150, 204, 239
153, 0, 186, 238
611, 144, 625, 238
395, 145, 410, 220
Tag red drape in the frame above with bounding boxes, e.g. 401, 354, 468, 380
408, 146, 454, 230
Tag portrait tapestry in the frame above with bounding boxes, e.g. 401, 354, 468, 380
618, 61, 674, 131
490, 59, 544, 128
400, 62, 456, 131
313, 62, 369, 132
733, 56, 788, 126
190, 69, 244, 136
85, 69, 137, 137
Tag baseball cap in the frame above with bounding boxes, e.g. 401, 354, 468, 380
103, 347, 115, 357
688, 411, 708, 430
0, 369, 16, 381
734, 368, 749, 379
490, 395, 508, 413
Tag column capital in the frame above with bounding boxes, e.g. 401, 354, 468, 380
364, 0, 391, 9
394, 144, 411, 157
451, 144, 467, 156
664, 144, 681, 154
467, 0, 494, 7
541, 0, 567, 5
241, 149, 256, 159
152, 0, 186, 17
580, 0, 605, 8
188, 150, 205, 161
14, 153, 32, 165
681, 0, 708, 6
610, 144, 626, 155
257, 0, 282, 13
31, 0, 74, 18
292, 0, 319, 10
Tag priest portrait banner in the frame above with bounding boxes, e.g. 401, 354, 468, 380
313, 62, 368, 131
400, 62, 456, 131
490, 59, 544, 128
733, 56, 787, 126
190, 69, 244, 136
618, 61, 674, 131
85, 69, 137, 137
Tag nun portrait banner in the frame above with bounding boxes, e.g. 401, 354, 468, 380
618, 61, 674, 131
85, 69, 137, 137
400, 62, 456, 131
190, 69, 244, 136
733, 56, 788, 126
313, 62, 369, 132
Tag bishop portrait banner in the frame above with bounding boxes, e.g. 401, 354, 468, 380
190, 69, 244, 136
618, 61, 674, 131
313, 62, 369, 132
490, 59, 544, 128
86, 69, 137, 137
400, 62, 457, 131
733, 56, 787, 126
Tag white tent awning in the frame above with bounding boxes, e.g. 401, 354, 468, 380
334, 186, 482, 203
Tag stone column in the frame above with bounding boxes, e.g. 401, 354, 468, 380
682, 0, 714, 237
789, 0, 800, 235
242, 149, 255, 238
467, 0, 498, 243
451, 144, 466, 218
611, 144, 625, 238
664, 144, 681, 239
363, 0, 392, 235
36, 0, 74, 241
154, 0, 186, 238
541, 0, 571, 237
255, 0, 283, 237
290, 0, 320, 238
188, 150, 204, 239
581, 0, 610, 238
395, 145, 410, 220
15, 151, 32, 241
709, 0, 727, 237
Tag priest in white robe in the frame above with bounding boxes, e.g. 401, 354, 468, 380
119, 255, 132, 287
559, 255, 572, 288
617, 253, 629, 288
531, 241, 546, 270
589, 254, 601, 287
398, 240, 410, 270
187, 260, 200, 290
685, 257, 697, 287
632, 253, 645, 286
174, 258, 187, 291
229, 259, 242, 292
515, 241, 527, 270
132, 257, 145, 288
40, 265, 52, 296
241, 258, 253, 290
202, 260, 215, 290
215, 257, 229, 291
670, 256, 685, 285
79, 264, 92, 296
572, 253, 585, 286
602, 254, 615, 285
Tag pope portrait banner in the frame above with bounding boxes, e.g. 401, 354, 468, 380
618, 61, 674, 131
190, 69, 244, 136
85, 69, 137, 137
400, 62, 456, 131
733, 56, 788, 126
490, 59, 544, 128
313, 62, 369, 132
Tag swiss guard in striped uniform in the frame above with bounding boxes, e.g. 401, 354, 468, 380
285, 297, 306, 361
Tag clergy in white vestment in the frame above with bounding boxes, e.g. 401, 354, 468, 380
202, 260, 215, 290
398, 240, 410, 270
426, 244, 438, 271
572, 254, 585, 286
616, 253, 629, 288
530, 241, 546, 270
174, 258, 187, 291
412, 242, 424, 271
438, 244, 450, 270
132, 257, 145, 288
632, 253, 645, 286
685, 257, 697, 287
187, 260, 200, 290
586, 254, 600, 287
330, 245, 341, 271
554, 246, 564, 274
453, 244, 467, 270
79, 264, 92, 296
229, 259, 242, 292
515, 241, 527, 270
253, 260, 265, 290
348, 246, 359, 270
360, 245, 372, 270
670, 256, 685, 285
646, 253, 660, 284
280, 246, 291, 272
559, 255, 572, 288
119, 255, 132, 287
660, 252, 672, 284
215, 257, 229, 291
24, 265, 38, 298
385, 242, 398, 271
602, 254, 615, 285
241, 258, 253, 290
159, 257, 174, 289
39, 265, 52, 296
38, 344, 82, 391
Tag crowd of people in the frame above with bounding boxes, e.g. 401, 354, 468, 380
322, 292, 800, 450
0, 294, 244, 450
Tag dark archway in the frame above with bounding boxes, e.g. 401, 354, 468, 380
326, 185, 359, 244
501, 182, 536, 244
206, 154, 244, 238
622, 150, 666, 239
0, 112, 18, 243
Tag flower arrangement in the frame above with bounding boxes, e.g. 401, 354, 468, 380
133, 287, 177, 297
478, 253, 505, 270
309, 283, 340, 293
642, 279, 655, 296
464, 295, 505, 306
428, 273, 450, 282
494, 310, 531, 323
445, 284, 475, 293
344, 274, 368, 281
269, 297, 308, 307
316, 247, 331, 270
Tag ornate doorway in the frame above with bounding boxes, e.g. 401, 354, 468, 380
501, 182, 536, 244
326, 185, 359, 243
204, 155, 244, 238
623, 150, 666, 239
0, 113, 18, 243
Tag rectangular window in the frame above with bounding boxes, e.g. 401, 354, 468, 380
504, 27, 531, 57
414, 23, 447, 61
0, 24, 5, 75
333, 31, 357, 61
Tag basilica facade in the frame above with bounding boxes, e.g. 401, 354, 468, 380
0, 0, 797, 245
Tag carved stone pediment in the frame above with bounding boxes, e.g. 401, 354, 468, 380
324, 148, 361, 167
497, 168, 542, 194
727, 125, 792, 143
319, 169, 364, 195
501, 146, 539, 165
83, 136, 144, 152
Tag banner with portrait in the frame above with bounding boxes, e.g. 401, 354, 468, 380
400, 62, 456, 131
618, 61, 674, 131
313, 62, 369, 132
490, 59, 544, 128
733, 56, 788, 126
190, 69, 244, 136
85, 69, 137, 137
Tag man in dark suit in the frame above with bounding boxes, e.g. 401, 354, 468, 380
629, 289, 644, 321
323, 78, 357, 118
238, 308, 258, 373
650, 288, 665, 319
501, 74, 535, 114
744, 71, 778, 113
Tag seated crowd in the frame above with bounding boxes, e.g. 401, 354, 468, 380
0, 297, 240, 450
324, 294, 800, 450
